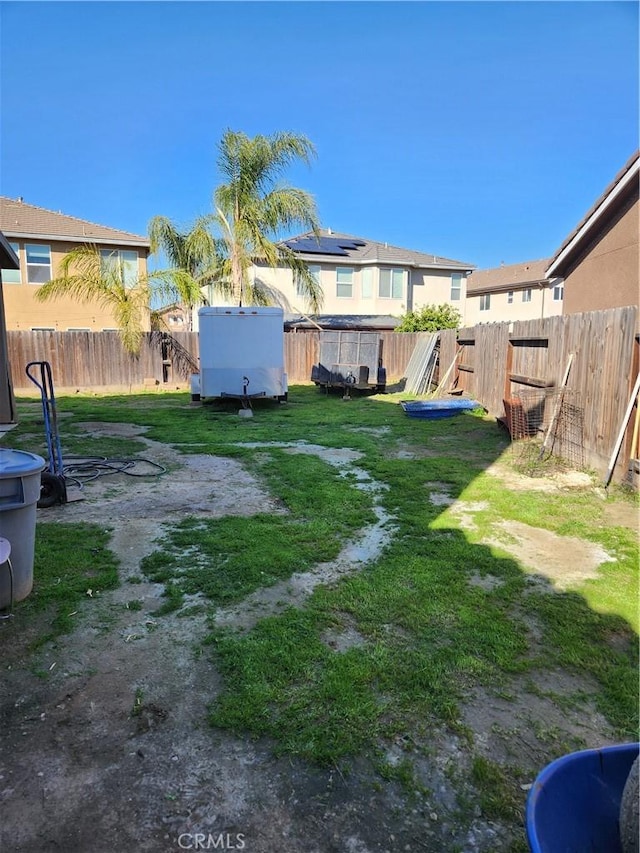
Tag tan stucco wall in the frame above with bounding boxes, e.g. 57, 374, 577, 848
248, 262, 467, 318
2, 239, 149, 331
465, 284, 564, 325
410, 269, 468, 322
562, 193, 639, 315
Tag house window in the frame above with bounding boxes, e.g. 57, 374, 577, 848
450, 272, 462, 301
507, 291, 514, 304
479, 294, 491, 311
299, 264, 321, 297
31, 326, 55, 331
26, 244, 51, 283
336, 267, 353, 298
379, 268, 404, 299
522, 288, 532, 303
1, 242, 21, 283
553, 284, 564, 301
361, 267, 374, 298
100, 249, 138, 287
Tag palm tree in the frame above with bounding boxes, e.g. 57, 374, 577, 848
34, 245, 150, 354
148, 215, 218, 331
211, 129, 323, 311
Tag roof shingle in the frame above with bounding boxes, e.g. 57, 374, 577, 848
466, 258, 551, 294
0, 197, 150, 248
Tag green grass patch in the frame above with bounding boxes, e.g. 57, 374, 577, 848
208, 608, 383, 763
471, 756, 523, 822
207, 541, 533, 764
20, 522, 119, 646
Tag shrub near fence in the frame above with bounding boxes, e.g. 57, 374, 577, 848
6, 306, 638, 482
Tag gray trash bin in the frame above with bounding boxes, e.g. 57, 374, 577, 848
0, 448, 46, 608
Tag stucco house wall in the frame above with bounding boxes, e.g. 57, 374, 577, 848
546, 152, 639, 316
464, 258, 563, 325
559, 191, 638, 315
2, 239, 149, 331
249, 262, 469, 320
410, 269, 468, 322
465, 283, 564, 325
0, 197, 151, 332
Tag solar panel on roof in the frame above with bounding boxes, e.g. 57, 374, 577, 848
285, 238, 348, 256
284, 236, 367, 256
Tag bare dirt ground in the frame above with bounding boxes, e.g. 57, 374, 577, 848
0, 425, 634, 853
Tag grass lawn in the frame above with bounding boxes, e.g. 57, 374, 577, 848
11, 384, 639, 849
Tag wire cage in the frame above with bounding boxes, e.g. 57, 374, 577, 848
504, 388, 585, 471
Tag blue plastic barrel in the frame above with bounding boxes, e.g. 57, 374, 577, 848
526, 743, 640, 852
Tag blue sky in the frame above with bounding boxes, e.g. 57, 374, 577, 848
1, 1, 638, 270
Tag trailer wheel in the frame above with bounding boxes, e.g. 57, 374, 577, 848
38, 473, 65, 508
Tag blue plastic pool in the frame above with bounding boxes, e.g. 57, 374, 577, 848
400, 399, 480, 419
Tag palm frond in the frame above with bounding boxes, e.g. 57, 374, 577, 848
260, 187, 319, 234
280, 247, 324, 314
113, 283, 150, 355
212, 130, 322, 307
150, 268, 207, 311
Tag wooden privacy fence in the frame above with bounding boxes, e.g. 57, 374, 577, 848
8, 330, 424, 391
440, 306, 638, 481
8, 330, 200, 391
6, 307, 638, 481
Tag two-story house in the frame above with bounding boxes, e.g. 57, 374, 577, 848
0, 197, 151, 332
465, 258, 564, 325
231, 230, 475, 324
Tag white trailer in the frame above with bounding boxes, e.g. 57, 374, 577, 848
195, 306, 288, 402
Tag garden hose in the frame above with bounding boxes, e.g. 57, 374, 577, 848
61, 456, 166, 489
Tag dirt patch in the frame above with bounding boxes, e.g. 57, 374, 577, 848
461, 671, 618, 772
486, 520, 616, 590
448, 500, 617, 590
487, 458, 603, 494
602, 498, 639, 530
321, 614, 368, 653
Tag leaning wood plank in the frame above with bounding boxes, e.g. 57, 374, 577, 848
509, 374, 555, 388
539, 352, 574, 459
431, 349, 460, 398
603, 372, 640, 488
631, 394, 640, 461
